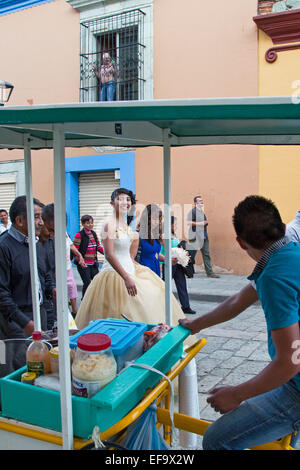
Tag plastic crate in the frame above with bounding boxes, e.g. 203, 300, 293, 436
0, 324, 190, 439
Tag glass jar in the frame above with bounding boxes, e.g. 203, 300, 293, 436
21, 372, 36, 385
49, 347, 59, 374
72, 333, 117, 398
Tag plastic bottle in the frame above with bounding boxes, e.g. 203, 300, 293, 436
26, 331, 51, 376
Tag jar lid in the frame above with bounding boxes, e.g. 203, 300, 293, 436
77, 333, 111, 352
49, 347, 59, 357
22, 372, 36, 380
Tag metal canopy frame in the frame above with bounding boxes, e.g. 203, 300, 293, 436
0, 96, 299, 449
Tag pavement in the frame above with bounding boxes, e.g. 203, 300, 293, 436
72, 267, 299, 450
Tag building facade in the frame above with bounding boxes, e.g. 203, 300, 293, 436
0, 0, 267, 274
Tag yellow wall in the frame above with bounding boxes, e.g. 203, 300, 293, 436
258, 30, 300, 223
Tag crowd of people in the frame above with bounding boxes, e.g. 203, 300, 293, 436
2, 188, 300, 449
0, 191, 213, 375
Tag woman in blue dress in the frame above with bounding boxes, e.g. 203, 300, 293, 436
138, 204, 163, 276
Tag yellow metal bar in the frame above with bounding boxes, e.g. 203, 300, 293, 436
250, 440, 294, 451
280, 434, 293, 450
0, 418, 86, 450
156, 409, 295, 450
157, 408, 211, 436
163, 388, 172, 445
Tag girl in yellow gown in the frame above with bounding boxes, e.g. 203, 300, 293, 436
75, 188, 187, 330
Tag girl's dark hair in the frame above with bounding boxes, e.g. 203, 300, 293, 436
139, 204, 163, 245
233, 195, 285, 249
81, 214, 93, 225
111, 188, 136, 226
10, 195, 44, 224
171, 215, 177, 234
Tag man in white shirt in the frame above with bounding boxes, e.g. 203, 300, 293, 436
0, 209, 11, 235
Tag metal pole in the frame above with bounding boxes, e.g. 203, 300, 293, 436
163, 128, 172, 326
53, 124, 74, 450
24, 134, 41, 331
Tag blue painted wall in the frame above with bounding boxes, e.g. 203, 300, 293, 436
65, 152, 135, 238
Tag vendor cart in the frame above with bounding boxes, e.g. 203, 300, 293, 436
0, 336, 294, 450
0, 97, 298, 450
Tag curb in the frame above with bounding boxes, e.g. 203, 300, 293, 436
177, 292, 229, 303
76, 283, 229, 303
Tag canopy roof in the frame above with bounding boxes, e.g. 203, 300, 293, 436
1, 96, 300, 149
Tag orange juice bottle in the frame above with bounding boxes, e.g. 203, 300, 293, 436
26, 331, 51, 376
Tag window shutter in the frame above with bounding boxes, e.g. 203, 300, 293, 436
0, 182, 16, 213
78, 171, 120, 259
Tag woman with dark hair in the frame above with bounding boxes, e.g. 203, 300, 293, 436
75, 188, 186, 329
138, 204, 164, 276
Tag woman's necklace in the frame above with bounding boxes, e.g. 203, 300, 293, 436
115, 218, 129, 237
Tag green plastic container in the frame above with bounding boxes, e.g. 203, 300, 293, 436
0, 324, 190, 439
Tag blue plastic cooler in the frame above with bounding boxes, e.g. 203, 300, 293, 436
69, 318, 148, 372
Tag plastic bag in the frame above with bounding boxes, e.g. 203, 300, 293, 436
68, 309, 77, 329
143, 324, 172, 352
120, 402, 171, 450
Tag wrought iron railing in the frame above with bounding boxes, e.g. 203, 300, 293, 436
80, 9, 146, 102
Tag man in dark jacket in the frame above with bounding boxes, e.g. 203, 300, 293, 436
39, 219, 56, 330
0, 196, 55, 376
187, 195, 219, 278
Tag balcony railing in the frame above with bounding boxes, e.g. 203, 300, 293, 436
80, 9, 146, 102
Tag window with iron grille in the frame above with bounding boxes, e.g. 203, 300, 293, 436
80, 9, 146, 102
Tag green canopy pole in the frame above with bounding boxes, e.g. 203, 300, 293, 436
163, 128, 172, 326
24, 134, 41, 331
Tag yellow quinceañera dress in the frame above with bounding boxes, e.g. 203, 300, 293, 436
75, 226, 187, 329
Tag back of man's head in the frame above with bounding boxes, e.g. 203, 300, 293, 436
10, 196, 43, 225
233, 195, 285, 250
42, 203, 54, 224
